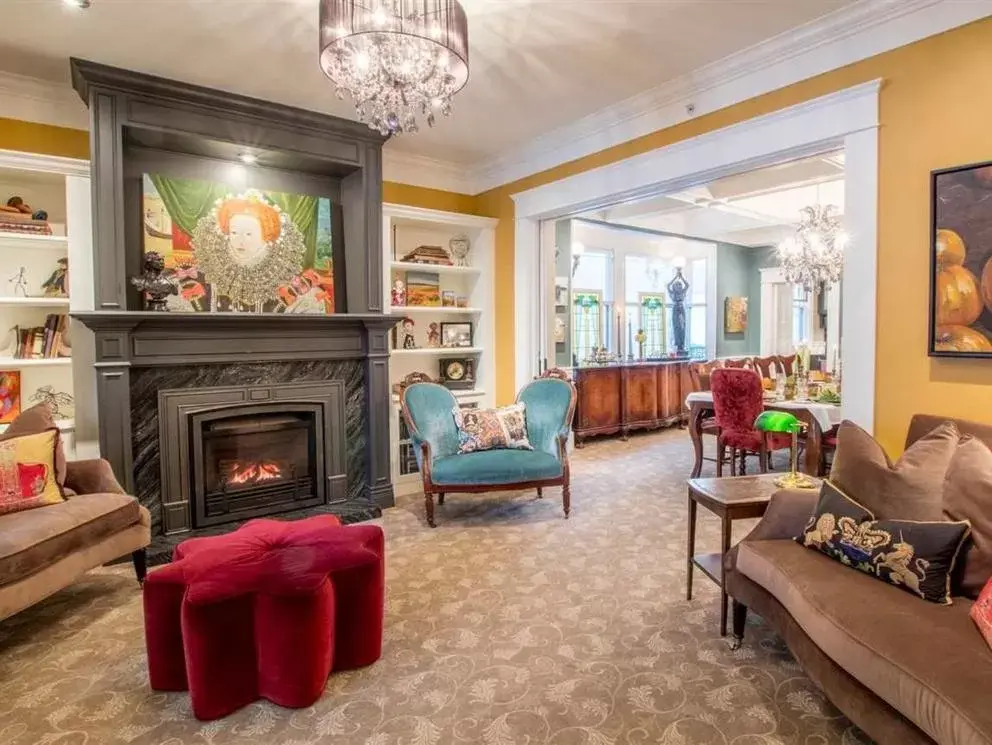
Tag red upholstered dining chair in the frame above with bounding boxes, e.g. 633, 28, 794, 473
710, 368, 792, 476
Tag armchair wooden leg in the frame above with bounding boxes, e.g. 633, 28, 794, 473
437, 492, 445, 505
730, 600, 748, 650
537, 487, 543, 499
425, 492, 436, 528
132, 548, 147, 585
562, 481, 570, 518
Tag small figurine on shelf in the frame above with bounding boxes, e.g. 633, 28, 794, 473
427, 322, 441, 348
41, 257, 69, 298
401, 317, 417, 349
7, 266, 28, 297
391, 277, 407, 307
634, 328, 647, 360
131, 251, 177, 311
449, 234, 471, 267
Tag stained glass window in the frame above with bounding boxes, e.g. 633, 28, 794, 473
572, 290, 602, 363
638, 293, 667, 358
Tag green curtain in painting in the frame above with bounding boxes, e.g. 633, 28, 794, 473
148, 174, 320, 267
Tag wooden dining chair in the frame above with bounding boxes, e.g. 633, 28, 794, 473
752, 355, 779, 380
710, 368, 792, 476
723, 358, 752, 369
776, 355, 795, 376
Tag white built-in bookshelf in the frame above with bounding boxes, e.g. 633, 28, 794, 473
382, 203, 498, 496
0, 150, 93, 458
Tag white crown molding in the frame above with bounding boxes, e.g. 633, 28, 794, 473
380, 149, 478, 195
0, 71, 89, 130
1, 0, 988, 196
0, 147, 90, 177
383, 202, 497, 228
473, 0, 992, 193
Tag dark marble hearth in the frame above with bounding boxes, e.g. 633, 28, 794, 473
130, 359, 367, 538
142, 499, 381, 566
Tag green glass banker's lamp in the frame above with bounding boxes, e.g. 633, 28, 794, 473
753, 411, 817, 489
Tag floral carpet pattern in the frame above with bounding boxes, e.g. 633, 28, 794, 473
0, 429, 872, 745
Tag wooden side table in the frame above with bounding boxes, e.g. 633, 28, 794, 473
687, 474, 814, 636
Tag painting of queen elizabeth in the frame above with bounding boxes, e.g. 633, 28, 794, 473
143, 175, 335, 313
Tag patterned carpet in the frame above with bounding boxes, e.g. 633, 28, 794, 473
0, 429, 872, 745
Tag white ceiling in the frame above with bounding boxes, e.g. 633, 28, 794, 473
0, 0, 855, 170
584, 152, 845, 246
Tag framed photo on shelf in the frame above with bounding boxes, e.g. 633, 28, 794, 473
929, 159, 992, 357
440, 321, 473, 348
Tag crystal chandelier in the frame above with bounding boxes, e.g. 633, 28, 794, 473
318, 0, 469, 135
776, 204, 848, 293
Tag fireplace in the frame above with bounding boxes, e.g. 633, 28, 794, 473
152, 380, 350, 535
191, 405, 325, 528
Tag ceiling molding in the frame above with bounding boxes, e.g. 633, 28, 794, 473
0, 0, 988, 196
0, 70, 89, 130
473, 0, 990, 193
380, 149, 478, 195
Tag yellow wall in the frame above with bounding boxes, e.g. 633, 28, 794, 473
9, 15, 992, 455
478, 17, 992, 454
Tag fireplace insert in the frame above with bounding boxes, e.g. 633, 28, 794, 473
190, 406, 326, 528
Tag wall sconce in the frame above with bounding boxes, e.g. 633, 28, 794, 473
571, 241, 585, 276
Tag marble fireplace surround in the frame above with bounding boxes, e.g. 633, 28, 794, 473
72, 311, 398, 540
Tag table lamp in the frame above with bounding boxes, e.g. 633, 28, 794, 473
753, 411, 817, 489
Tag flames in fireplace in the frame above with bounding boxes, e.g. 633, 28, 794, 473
224, 460, 284, 487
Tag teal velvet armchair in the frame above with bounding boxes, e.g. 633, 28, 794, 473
400, 372, 577, 527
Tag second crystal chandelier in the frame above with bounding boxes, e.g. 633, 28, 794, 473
777, 204, 848, 293
319, 0, 470, 136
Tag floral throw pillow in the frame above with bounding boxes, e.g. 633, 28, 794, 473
798, 480, 971, 605
972, 577, 992, 651
0, 428, 65, 515
453, 403, 533, 454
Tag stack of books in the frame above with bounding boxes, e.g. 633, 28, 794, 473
12, 314, 69, 359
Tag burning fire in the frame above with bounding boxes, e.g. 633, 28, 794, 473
226, 461, 283, 486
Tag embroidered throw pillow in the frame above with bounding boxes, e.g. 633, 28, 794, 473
972, 577, 992, 651
798, 481, 971, 604
0, 428, 65, 515
454, 403, 533, 454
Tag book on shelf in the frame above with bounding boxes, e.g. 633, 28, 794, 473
11, 314, 70, 359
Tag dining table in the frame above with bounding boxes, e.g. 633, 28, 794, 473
685, 390, 843, 478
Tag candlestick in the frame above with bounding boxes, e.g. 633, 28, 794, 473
627, 321, 633, 361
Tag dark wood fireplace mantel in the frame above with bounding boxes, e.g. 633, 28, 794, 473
73, 311, 399, 509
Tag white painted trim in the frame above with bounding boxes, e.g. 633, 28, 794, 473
511, 81, 879, 431
474, 0, 992, 192
381, 202, 497, 228
381, 150, 479, 195
0, 0, 987, 196
0, 148, 90, 177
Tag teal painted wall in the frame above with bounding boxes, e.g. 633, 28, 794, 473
716, 244, 778, 358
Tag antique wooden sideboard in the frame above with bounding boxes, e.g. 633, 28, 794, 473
572, 360, 692, 445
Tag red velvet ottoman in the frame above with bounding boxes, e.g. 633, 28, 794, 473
142, 515, 384, 720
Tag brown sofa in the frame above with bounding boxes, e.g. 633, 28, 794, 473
727, 414, 992, 745
0, 457, 150, 621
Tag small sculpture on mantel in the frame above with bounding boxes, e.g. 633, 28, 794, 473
131, 251, 177, 311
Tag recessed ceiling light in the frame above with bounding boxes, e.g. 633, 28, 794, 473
237, 152, 257, 165
63, 0, 91, 8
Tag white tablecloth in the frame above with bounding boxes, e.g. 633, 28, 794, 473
685, 390, 842, 432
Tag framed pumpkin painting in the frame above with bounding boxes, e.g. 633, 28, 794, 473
929, 160, 992, 357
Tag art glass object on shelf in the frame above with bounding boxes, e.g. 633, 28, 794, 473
42, 258, 69, 298
448, 234, 471, 267
753, 410, 816, 490
634, 328, 647, 360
